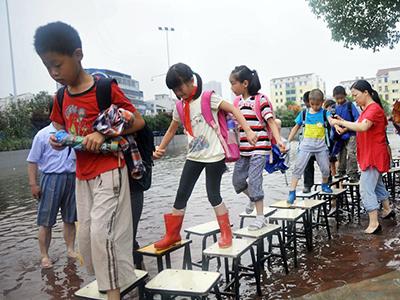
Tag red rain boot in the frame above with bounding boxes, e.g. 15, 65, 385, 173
216, 212, 232, 248
154, 213, 184, 250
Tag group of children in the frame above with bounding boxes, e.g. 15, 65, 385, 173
32, 21, 373, 299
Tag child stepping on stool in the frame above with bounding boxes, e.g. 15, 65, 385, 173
229, 66, 285, 231
287, 89, 334, 204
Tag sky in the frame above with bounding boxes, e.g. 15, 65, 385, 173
1, 0, 399, 100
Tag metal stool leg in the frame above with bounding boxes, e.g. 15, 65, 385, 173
276, 231, 289, 274
250, 247, 262, 296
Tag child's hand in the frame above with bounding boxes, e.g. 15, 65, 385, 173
277, 141, 287, 153
245, 129, 258, 146
30, 184, 41, 200
49, 135, 66, 151
83, 132, 105, 153
335, 125, 346, 135
153, 146, 166, 159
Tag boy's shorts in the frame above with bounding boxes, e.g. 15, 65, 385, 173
37, 172, 77, 227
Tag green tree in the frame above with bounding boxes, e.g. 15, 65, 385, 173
307, 0, 400, 51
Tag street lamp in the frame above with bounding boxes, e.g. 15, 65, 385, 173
5, 0, 17, 96
158, 26, 174, 68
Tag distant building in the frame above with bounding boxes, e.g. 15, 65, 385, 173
339, 77, 376, 94
0, 92, 34, 109
270, 73, 326, 108
144, 101, 168, 116
375, 67, 400, 102
85, 68, 146, 114
152, 93, 174, 112
339, 67, 400, 102
203, 80, 222, 96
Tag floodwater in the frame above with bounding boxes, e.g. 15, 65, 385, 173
1, 135, 400, 299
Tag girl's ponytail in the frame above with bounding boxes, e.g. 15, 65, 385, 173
248, 70, 261, 96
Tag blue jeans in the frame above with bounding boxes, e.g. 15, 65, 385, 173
360, 167, 389, 212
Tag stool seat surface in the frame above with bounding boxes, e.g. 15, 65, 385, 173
184, 220, 231, 235
136, 239, 191, 256
343, 181, 360, 186
203, 238, 254, 258
319, 188, 347, 196
233, 223, 281, 239
296, 190, 320, 198
271, 199, 326, 209
269, 208, 305, 221
74, 269, 148, 299
145, 269, 221, 295
239, 207, 276, 218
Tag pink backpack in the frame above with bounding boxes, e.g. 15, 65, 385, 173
175, 90, 240, 162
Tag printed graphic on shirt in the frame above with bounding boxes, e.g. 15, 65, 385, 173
304, 122, 325, 139
189, 135, 210, 153
64, 105, 91, 136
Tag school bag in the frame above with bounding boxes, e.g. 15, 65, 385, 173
300, 108, 331, 147
175, 90, 240, 162
233, 93, 278, 166
56, 77, 155, 191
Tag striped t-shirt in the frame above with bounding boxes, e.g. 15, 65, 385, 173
237, 95, 274, 156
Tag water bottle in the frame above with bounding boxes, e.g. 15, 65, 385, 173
227, 119, 238, 144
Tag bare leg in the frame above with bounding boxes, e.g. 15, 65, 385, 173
63, 222, 76, 258
171, 208, 185, 216
38, 226, 52, 268
291, 177, 300, 191
106, 288, 120, 300
322, 177, 329, 184
254, 200, 264, 215
213, 202, 228, 216
381, 199, 392, 217
365, 210, 380, 233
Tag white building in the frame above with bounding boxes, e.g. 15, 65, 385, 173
270, 73, 326, 108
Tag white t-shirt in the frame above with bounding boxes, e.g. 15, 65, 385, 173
173, 93, 225, 163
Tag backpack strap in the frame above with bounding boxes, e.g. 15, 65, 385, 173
302, 109, 307, 126
175, 100, 185, 127
200, 90, 217, 128
347, 101, 354, 122
95, 77, 116, 112
56, 86, 66, 113
323, 109, 331, 147
233, 96, 241, 108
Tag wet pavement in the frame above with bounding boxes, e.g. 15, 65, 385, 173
0, 135, 400, 299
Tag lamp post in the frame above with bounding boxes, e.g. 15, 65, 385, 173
5, 0, 17, 96
158, 26, 174, 68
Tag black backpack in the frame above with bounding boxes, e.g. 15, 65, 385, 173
56, 78, 155, 191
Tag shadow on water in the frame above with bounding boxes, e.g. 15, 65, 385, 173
0, 135, 400, 299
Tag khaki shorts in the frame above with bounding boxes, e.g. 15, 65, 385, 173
76, 166, 135, 290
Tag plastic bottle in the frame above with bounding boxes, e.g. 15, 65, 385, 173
227, 119, 238, 145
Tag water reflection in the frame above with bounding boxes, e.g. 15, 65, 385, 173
0, 136, 399, 299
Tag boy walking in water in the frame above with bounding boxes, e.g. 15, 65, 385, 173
34, 22, 144, 299
27, 101, 77, 269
